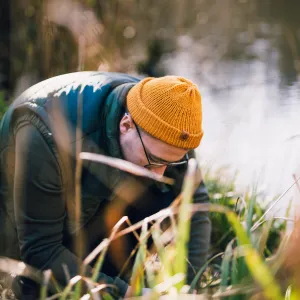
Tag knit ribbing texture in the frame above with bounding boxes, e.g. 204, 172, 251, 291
126, 76, 203, 149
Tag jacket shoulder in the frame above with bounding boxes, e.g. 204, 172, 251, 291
14, 72, 140, 104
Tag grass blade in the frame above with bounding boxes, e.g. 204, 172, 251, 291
174, 159, 198, 290
154, 273, 186, 295
246, 190, 257, 236
80, 152, 174, 185
91, 217, 128, 282
284, 285, 300, 300
40, 270, 52, 300
251, 176, 300, 232
225, 209, 283, 300
151, 224, 173, 285
230, 249, 243, 300
212, 284, 258, 298
0, 257, 43, 284
90, 238, 110, 282
285, 285, 292, 300
188, 252, 224, 292
257, 218, 273, 255
130, 218, 149, 296
59, 275, 82, 300
220, 241, 233, 289
202, 204, 283, 300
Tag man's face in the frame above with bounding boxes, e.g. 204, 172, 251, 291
119, 113, 188, 176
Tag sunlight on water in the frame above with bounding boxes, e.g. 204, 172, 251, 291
165, 37, 300, 213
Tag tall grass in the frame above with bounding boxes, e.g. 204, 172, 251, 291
0, 152, 294, 299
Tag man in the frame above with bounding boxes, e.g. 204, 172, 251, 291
0, 72, 211, 298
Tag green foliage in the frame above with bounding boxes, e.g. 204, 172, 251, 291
200, 169, 290, 299
0, 161, 291, 300
205, 172, 287, 258
217, 204, 283, 300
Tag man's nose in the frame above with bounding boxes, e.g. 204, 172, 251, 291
148, 165, 167, 176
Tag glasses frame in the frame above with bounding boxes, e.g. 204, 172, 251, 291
132, 119, 189, 168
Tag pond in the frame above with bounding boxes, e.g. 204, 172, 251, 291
158, 2, 300, 213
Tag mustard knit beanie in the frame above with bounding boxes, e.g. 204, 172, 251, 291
126, 76, 203, 149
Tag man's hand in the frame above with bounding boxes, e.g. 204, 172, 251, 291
124, 286, 152, 298
142, 288, 152, 295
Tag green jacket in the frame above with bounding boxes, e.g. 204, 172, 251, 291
0, 72, 211, 298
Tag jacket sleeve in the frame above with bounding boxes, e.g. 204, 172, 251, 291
14, 123, 128, 297
187, 179, 211, 285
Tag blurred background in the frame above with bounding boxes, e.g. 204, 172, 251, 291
1, 0, 300, 212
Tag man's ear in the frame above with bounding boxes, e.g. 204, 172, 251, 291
119, 113, 133, 134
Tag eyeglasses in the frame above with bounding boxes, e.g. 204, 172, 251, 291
133, 120, 189, 168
